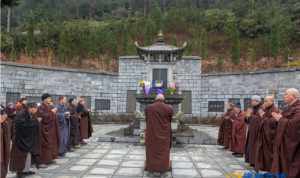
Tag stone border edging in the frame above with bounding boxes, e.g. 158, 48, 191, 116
202, 68, 300, 77
0, 61, 118, 76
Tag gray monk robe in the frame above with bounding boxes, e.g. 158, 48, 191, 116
56, 104, 70, 155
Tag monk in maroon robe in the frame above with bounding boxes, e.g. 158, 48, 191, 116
10, 103, 39, 178
49, 102, 60, 159
223, 104, 235, 149
271, 88, 300, 178
77, 97, 93, 144
218, 102, 235, 147
231, 106, 247, 156
145, 94, 173, 173
255, 96, 279, 172
244, 95, 263, 166
1, 105, 11, 178
68, 98, 80, 149
37, 93, 57, 166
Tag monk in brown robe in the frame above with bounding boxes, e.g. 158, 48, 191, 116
1, 105, 11, 178
68, 98, 80, 149
37, 93, 57, 166
244, 95, 263, 166
218, 102, 235, 146
221, 103, 236, 149
255, 96, 279, 172
9, 103, 39, 178
49, 101, 60, 159
271, 88, 300, 178
77, 97, 93, 144
145, 94, 173, 174
15, 97, 28, 112
231, 105, 247, 156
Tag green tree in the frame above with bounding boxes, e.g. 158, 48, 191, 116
225, 16, 240, 65
1, 0, 20, 32
143, 17, 156, 45
199, 28, 208, 59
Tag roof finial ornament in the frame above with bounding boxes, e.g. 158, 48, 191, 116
156, 30, 164, 43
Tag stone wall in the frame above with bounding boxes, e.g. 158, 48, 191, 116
116, 56, 202, 115
200, 69, 300, 117
0, 62, 119, 113
1, 60, 300, 118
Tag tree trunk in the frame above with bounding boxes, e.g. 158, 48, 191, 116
195, 0, 201, 8
144, 0, 150, 16
7, 7, 11, 33
160, 0, 166, 13
88, 0, 96, 19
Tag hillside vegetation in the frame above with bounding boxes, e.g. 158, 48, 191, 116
1, 0, 300, 73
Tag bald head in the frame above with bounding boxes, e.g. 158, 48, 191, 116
264, 95, 275, 108
155, 94, 165, 101
286, 88, 300, 98
284, 88, 300, 105
265, 95, 275, 102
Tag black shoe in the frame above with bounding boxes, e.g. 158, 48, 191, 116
17, 172, 24, 178
232, 153, 243, 157
23, 171, 35, 175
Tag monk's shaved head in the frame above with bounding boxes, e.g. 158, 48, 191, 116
284, 88, 300, 105
264, 95, 275, 108
155, 94, 165, 101
264, 95, 274, 102
286, 88, 300, 99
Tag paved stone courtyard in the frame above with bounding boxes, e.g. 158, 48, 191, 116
7, 124, 254, 178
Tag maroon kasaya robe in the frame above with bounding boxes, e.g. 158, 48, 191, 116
37, 103, 55, 164
245, 104, 263, 165
10, 110, 39, 172
255, 104, 279, 172
77, 104, 93, 140
222, 109, 236, 149
145, 101, 173, 173
1, 117, 11, 178
271, 99, 300, 178
217, 116, 225, 145
231, 111, 247, 154
9, 123, 27, 172
9, 108, 27, 173
51, 111, 60, 159
69, 105, 80, 147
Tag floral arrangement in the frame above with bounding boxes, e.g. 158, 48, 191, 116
138, 80, 178, 96
166, 82, 176, 95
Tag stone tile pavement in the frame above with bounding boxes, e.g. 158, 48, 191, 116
7, 124, 255, 178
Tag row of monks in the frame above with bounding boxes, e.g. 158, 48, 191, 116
0, 94, 93, 178
218, 88, 300, 178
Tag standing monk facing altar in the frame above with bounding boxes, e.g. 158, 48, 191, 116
230, 104, 247, 156
218, 102, 236, 149
145, 94, 173, 174
255, 95, 279, 172
271, 88, 300, 178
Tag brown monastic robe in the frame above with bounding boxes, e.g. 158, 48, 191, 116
1, 117, 11, 178
9, 107, 27, 173
37, 103, 55, 164
77, 104, 93, 140
231, 111, 247, 154
271, 99, 300, 178
222, 109, 236, 149
51, 111, 60, 159
10, 109, 39, 172
69, 105, 80, 147
145, 101, 173, 172
245, 104, 263, 166
255, 104, 279, 172
217, 116, 225, 146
